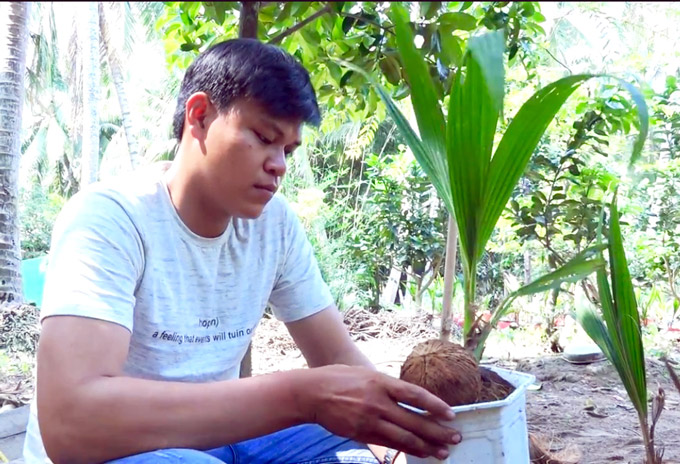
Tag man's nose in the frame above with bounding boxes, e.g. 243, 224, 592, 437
265, 148, 287, 178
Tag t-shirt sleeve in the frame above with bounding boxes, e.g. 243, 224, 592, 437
40, 189, 144, 331
268, 199, 334, 323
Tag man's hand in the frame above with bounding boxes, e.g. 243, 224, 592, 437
299, 365, 461, 460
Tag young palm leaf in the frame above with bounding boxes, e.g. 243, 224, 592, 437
389, 4, 452, 214
390, 4, 647, 349
343, 3, 648, 355
575, 194, 657, 463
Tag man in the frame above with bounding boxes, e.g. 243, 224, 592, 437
24, 39, 460, 464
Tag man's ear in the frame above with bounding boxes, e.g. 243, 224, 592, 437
185, 92, 213, 137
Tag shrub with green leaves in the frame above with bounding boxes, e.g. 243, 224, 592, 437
19, 185, 65, 259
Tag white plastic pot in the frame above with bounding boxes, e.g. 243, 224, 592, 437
406, 366, 536, 464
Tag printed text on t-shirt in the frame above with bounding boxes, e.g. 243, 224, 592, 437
151, 317, 253, 345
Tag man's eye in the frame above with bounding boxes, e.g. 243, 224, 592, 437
255, 131, 272, 145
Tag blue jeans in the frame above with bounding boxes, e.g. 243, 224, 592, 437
107, 424, 380, 464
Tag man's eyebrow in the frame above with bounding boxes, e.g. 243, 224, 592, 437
268, 121, 284, 137
264, 118, 301, 146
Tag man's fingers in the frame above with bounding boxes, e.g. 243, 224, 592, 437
387, 378, 455, 421
384, 401, 461, 447
371, 420, 450, 460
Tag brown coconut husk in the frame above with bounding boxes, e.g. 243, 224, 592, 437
400, 339, 515, 407
529, 433, 582, 464
479, 365, 515, 402
400, 339, 483, 406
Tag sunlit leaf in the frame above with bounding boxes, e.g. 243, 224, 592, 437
447, 30, 504, 271
439, 12, 477, 31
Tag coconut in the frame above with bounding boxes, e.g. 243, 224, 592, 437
478, 366, 515, 402
400, 339, 482, 406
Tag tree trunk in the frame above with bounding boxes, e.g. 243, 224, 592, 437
523, 247, 531, 284
99, 2, 139, 169
238, 2, 260, 378
381, 266, 402, 308
520, 247, 532, 324
414, 274, 424, 313
440, 215, 459, 341
547, 287, 562, 353
79, 2, 100, 186
239, 2, 259, 39
0, 2, 30, 304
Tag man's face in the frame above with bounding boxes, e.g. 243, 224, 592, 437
199, 98, 302, 219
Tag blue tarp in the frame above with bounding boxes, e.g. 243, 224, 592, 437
21, 255, 48, 307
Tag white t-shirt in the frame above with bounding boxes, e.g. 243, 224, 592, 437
23, 165, 334, 462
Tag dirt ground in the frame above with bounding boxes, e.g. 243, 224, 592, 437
518, 356, 679, 464
251, 310, 680, 464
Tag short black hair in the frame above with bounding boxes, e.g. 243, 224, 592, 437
172, 38, 321, 140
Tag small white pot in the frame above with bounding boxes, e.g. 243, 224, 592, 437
406, 367, 536, 464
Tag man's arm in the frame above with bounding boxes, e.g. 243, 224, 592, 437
39, 314, 458, 464
286, 306, 458, 463
37, 316, 309, 463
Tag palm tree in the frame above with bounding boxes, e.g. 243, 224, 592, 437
99, 2, 140, 169
357, 4, 648, 357
0, 2, 31, 304
78, 2, 101, 186
24, 3, 148, 194
23, 3, 78, 196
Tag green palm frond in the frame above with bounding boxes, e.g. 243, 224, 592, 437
575, 194, 647, 418
340, 3, 649, 357
386, 5, 648, 283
